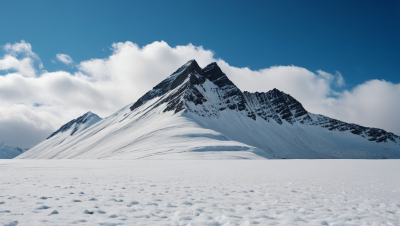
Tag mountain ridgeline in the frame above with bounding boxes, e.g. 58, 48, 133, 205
129, 60, 399, 145
17, 60, 400, 159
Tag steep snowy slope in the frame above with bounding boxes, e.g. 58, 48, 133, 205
18, 60, 400, 159
0, 142, 25, 159
18, 102, 269, 159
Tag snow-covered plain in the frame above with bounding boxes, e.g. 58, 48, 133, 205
1, 160, 399, 226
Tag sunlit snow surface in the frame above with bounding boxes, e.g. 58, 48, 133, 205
1, 160, 399, 225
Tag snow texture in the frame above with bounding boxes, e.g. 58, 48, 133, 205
0, 143, 24, 159
0, 159, 399, 225
17, 60, 400, 159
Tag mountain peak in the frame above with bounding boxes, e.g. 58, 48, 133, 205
166, 59, 202, 80
183, 59, 197, 66
130, 60, 206, 112
47, 112, 102, 139
202, 62, 222, 79
202, 62, 236, 88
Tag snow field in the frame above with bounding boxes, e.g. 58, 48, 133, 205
0, 160, 399, 225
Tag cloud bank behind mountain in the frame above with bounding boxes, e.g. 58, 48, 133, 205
0, 40, 399, 148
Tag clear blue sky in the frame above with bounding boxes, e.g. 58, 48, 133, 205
0, 0, 398, 89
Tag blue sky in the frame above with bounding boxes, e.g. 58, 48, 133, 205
0, 0, 399, 148
0, 0, 398, 88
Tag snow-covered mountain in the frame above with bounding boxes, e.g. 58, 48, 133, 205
46, 111, 102, 140
19, 112, 102, 158
17, 60, 400, 159
0, 142, 25, 159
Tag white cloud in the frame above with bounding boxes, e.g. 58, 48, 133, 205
4, 40, 37, 58
220, 62, 399, 134
335, 71, 345, 87
56, 53, 73, 65
320, 80, 400, 133
0, 55, 36, 77
0, 40, 41, 77
220, 64, 333, 113
0, 40, 398, 148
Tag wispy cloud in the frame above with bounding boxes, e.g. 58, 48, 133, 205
56, 53, 73, 65
335, 71, 345, 87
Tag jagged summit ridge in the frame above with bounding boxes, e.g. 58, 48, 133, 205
128, 60, 309, 123
130, 59, 207, 113
130, 60, 252, 118
129, 60, 399, 145
243, 89, 308, 124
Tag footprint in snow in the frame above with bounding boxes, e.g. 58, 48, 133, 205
49, 210, 58, 215
37, 205, 50, 210
3, 220, 18, 226
83, 210, 93, 214
146, 202, 158, 206
72, 200, 81, 202
165, 203, 177, 208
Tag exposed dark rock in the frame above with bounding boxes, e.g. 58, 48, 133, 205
127, 59, 399, 144
130, 60, 205, 112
